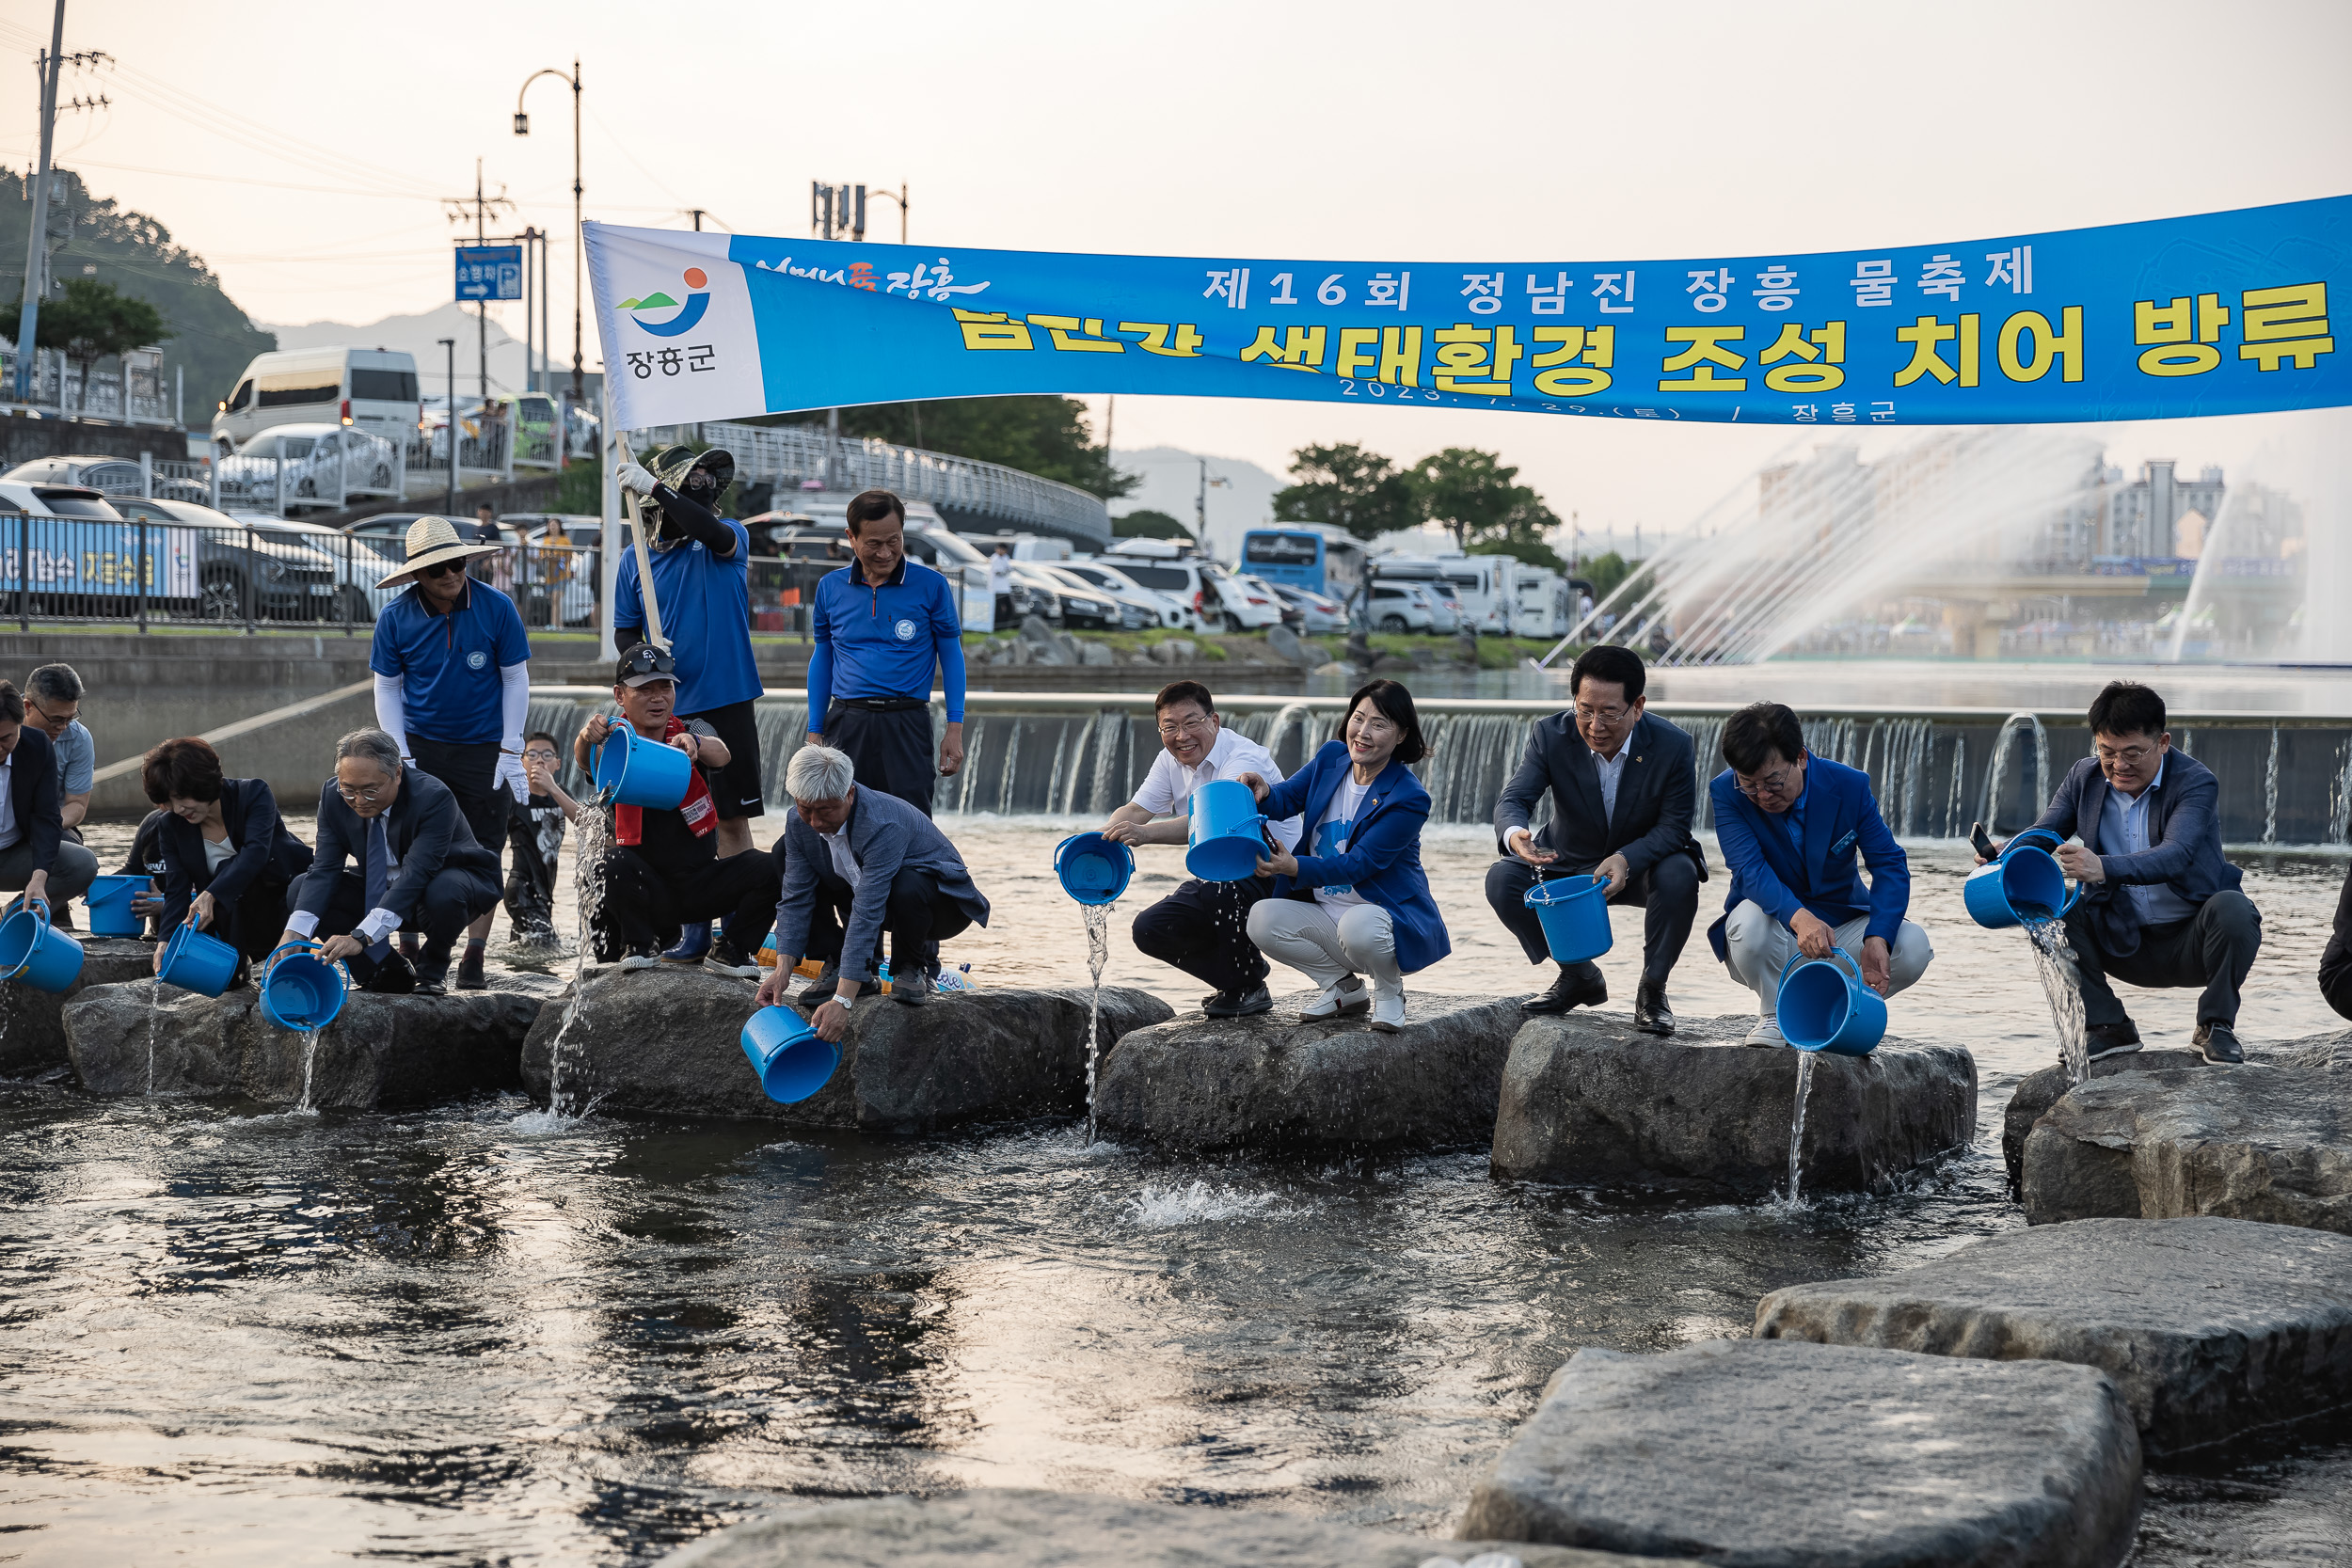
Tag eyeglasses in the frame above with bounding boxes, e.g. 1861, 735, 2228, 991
522, 749, 561, 764
1733, 764, 1802, 800
1157, 714, 1214, 738
336, 780, 390, 803
419, 560, 467, 579
2095, 741, 2157, 765
1574, 702, 1631, 725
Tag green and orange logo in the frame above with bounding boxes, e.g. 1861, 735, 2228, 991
620, 267, 711, 337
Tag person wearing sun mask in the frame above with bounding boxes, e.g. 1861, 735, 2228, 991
615, 444, 765, 966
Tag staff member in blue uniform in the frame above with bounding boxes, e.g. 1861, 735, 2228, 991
613, 445, 764, 858
369, 516, 532, 992
803, 488, 966, 816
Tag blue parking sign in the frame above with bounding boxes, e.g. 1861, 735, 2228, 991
455, 245, 523, 303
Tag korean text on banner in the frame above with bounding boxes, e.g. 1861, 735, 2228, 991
584, 197, 2351, 433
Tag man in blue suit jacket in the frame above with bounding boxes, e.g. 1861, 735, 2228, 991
1995, 681, 2257, 1065
1708, 703, 1933, 1047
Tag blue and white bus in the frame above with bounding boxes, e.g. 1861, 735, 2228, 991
1240, 525, 1366, 601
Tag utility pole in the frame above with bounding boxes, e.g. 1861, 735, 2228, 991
439, 337, 457, 516
688, 209, 706, 231
1196, 456, 1228, 543
11, 0, 64, 404
446, 161, 515, 405
515, 59, 583, 405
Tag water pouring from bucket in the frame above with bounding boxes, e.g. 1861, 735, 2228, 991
739, 1005, 840, 1103
0, 897, 82, 993
1963, 828, 2084, 929
260, 942, 349, 1031
1055, 832, 1134, 906
156, 921, 237, 998
1775, 948, 1887, 1055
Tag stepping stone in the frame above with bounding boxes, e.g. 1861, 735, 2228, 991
2022, 1032, 2352, 1232
521, 966, 1171, 1133
659, 1487, 1675, 1568
1460, 1338, 2142, 1568
0, 937, 163, 1077
64, 977, 543, 1110
2001, 1051, 2205, 1193
1756, 1216, 2352, 1458
1090, 991, 1525, 1152
1489, 1013, 1977, 1197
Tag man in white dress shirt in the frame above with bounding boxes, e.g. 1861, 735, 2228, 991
1099, 681, 1304, 1017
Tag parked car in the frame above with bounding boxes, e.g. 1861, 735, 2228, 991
1269, 581, 1348, 635
1099, 539, 1222, 632
2, 454, 208, 505
1057, 560, 1187, 629
1005, 562, 1067, 625
215, 424, 399, 512
1367, 579, 1442, 635
223, 514, 388, 622
1235, 572, 1303, 632
1039, 564, 1135, 630
1206, 567, 1285, 633
100, 494, 345, 622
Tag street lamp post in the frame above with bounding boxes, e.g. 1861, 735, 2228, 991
515, 60, 583, 412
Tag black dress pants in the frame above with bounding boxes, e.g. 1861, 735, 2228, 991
286, 864, 501, 979
588, 846, 783, 962
1131, 876, 1273, 995
408, 735, 510, 858
823, 701, 935, 816
799, 863, 974, 976
2065, 889, 2263, 1030
1485, 852, 1701, 987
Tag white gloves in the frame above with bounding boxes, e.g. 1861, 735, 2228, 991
617, 462, 657, 499
498, 750, 532, 804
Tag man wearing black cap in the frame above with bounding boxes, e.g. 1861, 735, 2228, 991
572, 644, 780, 974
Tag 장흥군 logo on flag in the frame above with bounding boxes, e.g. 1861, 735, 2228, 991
619, 267, 713, 338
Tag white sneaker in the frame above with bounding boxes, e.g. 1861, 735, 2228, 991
1300, 977, 1369, 1021
1369, 988, 1406, 1033
617, 951, 660, 972
1744, 1019, 1786, 1048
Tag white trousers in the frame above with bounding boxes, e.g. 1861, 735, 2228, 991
1722, 898, 1934, 1020
1247, 898, 1403, 997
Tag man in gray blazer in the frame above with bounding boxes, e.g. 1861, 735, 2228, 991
1989, 681, 2257, 1065
755, 744, 991, 1041
1486, 645, 1704, 1034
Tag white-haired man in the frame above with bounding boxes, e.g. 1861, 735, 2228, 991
755, 744, 991, 1041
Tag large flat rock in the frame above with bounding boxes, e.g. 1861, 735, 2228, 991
520, 966, 1172, 1133
65, 977, 540, 1109
2001, 1051, 2205, 1194
2023, 1032, 2352, 1232
1460, 1338, 2141, 1568
0, 938, 163, 1077
1090, 991, 1524, 1152
661, 1488, 1677, 1568
1755, 1216, 2352, 1459
1490, 1012, 1978, 1197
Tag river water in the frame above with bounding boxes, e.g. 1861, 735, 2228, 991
4, 820, 2347, 1563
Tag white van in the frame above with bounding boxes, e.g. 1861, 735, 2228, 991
1434, 552, 1518, 636
1513, 567, 1571, 638
213, 347, 421, 451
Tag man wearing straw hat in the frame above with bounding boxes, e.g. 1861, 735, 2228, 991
368, 516, 532, 992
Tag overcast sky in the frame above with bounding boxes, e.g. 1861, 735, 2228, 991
5, 0, 2347, 535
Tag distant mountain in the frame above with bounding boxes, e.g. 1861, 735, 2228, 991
265, 301, 544, 398
1109, 446, 1285, 559
0, 166, 276, 420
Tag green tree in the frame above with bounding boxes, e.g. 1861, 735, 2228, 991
1581, 551, 1632, 602
812, 396, 1136, 499
1272, 442, 1421, 540
40, 278, 169, 414
0, 166, 274, 414
1113, 508, 1190, 540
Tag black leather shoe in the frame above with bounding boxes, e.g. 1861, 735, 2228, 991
1520, 966, 1607, 1015
1633, 980, 1675, 1037
2194, 1021, 2244, 1065
455, 946, 487, 991
2084, 1022, 2142, 1061
363, 950, 417, 995
1205, 985, 1272, 1019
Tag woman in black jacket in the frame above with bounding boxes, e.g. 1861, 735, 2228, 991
143, 736, 313, 984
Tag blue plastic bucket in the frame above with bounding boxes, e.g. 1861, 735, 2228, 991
260, 942, 347, 1030
86, 875, 146, 938
740, 1005, 840, 1103
1184, 778, 1267, 882
1055, 832, 1134, 905
1963, 828, 2082, 929
1523, 873, 1613, 964
1776, 947, 1887, 1055
158, 922, 238, 998
593, 723, 692, 809
0, 904, 83, 992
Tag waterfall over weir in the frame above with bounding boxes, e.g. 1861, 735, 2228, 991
523, 691, 2352, 847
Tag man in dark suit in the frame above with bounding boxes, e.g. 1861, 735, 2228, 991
0, 679, 97, 917
1994, 681, 2257, 1065
280, 727, 503, 996
1709, 702, 1933, 1047
1486, 645, 1704, 1033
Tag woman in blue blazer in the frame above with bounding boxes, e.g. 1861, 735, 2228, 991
1239, 679, 1450, 1031
142, 736, 314, 985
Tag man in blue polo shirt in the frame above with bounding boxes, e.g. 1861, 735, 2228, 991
804, 488, 965, 816
370, 515, 532, 991
613, 445, 764, 859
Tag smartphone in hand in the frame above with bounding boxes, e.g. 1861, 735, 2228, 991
1970, 821, 1997, 862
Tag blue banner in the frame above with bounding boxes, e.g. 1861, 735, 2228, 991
585, 198, 2349, 434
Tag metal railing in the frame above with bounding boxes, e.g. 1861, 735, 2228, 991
0, 343, 177, 426
644, 420, 1112, 546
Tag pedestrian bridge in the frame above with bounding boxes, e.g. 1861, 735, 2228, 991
640, 420, 1112, 548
